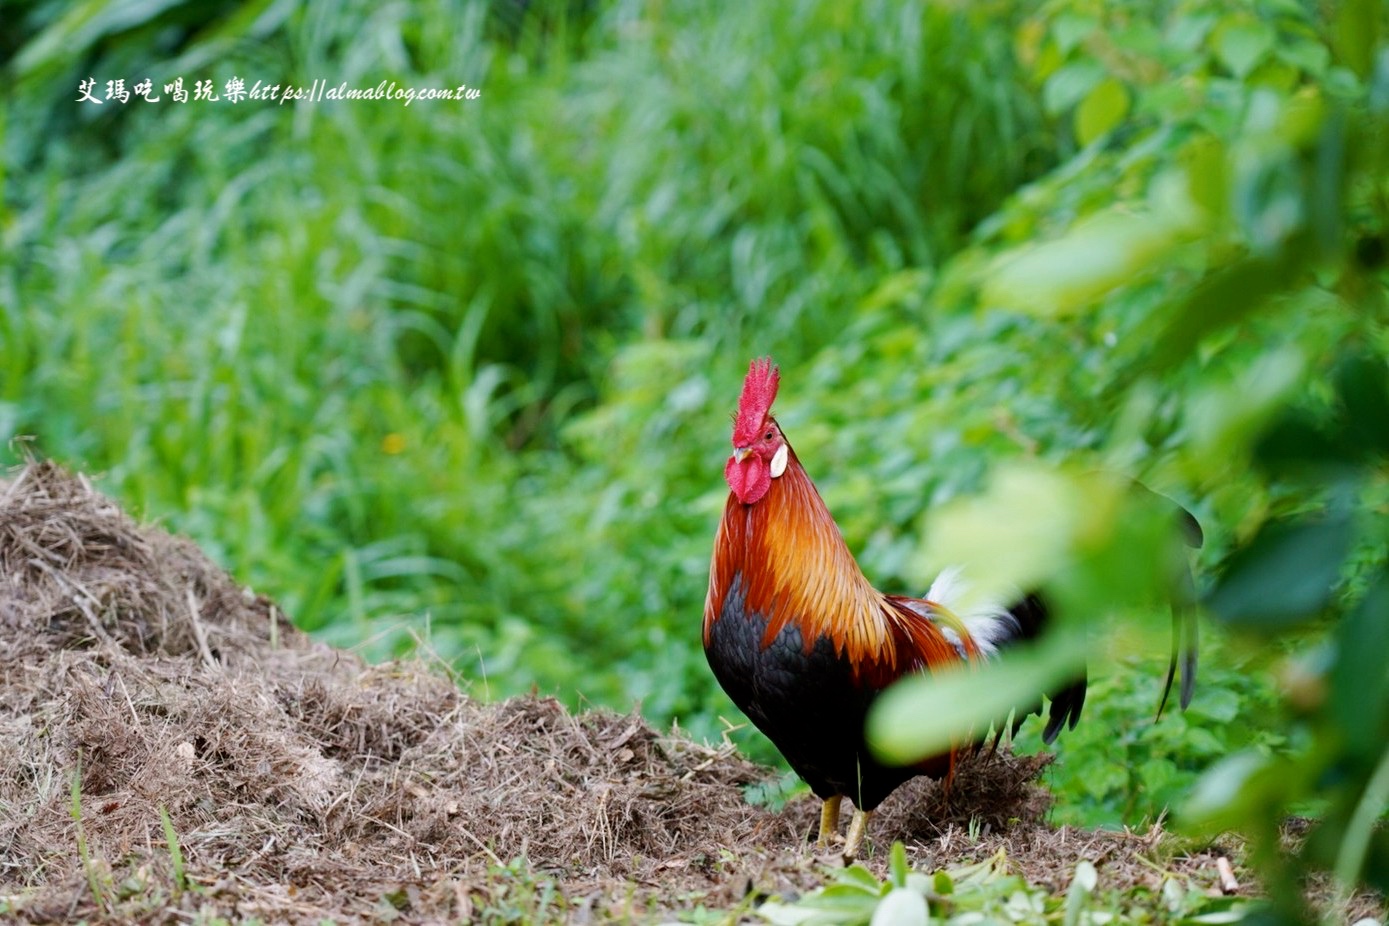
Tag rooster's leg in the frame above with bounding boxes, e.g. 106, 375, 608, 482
816, 795, 843, 848
842, 808, 873, 861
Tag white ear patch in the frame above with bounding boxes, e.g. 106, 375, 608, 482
769, 443, 788, 478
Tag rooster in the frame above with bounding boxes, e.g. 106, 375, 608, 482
703, 358, 1197, 859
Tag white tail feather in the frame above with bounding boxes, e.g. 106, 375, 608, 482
923, 565, 1019, 658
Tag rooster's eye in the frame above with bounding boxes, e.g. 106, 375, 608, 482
764, 430, 774, 441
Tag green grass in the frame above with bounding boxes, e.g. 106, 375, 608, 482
70, 756, 109, 913
5, 0, 1386, 849
159, 805, 188, 897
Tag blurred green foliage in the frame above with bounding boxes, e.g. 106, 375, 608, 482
1183, 351, 1389, 920
757, 845, 1252, 925
2, 0, 1386, 883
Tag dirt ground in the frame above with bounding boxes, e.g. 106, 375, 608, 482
0, 461, 1362, 924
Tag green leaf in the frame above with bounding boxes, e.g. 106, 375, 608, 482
1182, 751, 1278, 831
1169, 12, 1218, 52
1336, 352, 1389, 456
1075, 78, 1130, 145
889, 841, 910, 889
1185, 910, 1258, 924
1255, 347, 1388, 471
1276, 38, 1332, 76
381, 886, 410, 910
1216, 19, 1275, 78
1043, 61, 1105, 114
1180, 134, 1230, 219
1137, 254, 1297, 374
867, 636, 1085, 765
1051, 13, 1098, 54
916, 464, 1084, 597
1254, 410, 1346, 471
756, 901, 819, 926
1334, 0, 1381, 77
807, 886, 886, 916
1205, 513, 1355, 631
1186, 687, 1240, 724
1064, 860, 1098, 926
1189, 347, 1305, 465
1330, 572, 1389, 753
870, 887, 928, 926
835, 865, 887, 893
981, 210, 1186, 317
903, 873, 934, 896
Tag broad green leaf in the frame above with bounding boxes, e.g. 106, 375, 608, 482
1049, 473, 1198, 621
1330, 573, 1389, 753
1216, 19, 1275, 78
1051, 13, 1098, 54
1186, 687, 1241, 724
1075, 78, 1130, 146
1260, 350, 1389, 469
915, 464, 1085, 599
980, 210, 1185, 317
889, 841, 910, 889
903, 873, 933, 896
867, 637, 1085, 765
1254, 411, 1345, 471
756, 902, 818, 926
1138, 254, 1297, 374
870, 887, 928, 926
1275, 38, 1332, 77
1185, 910, 1258, 924
1043, 61, 1105, 115
836, 865, 888, 893
1334, 0, 1381, 77
1140, 758, 1183, 796
1168, 12, 1217, 52
1188, 347, 1305, 465
1335, 352, 1389, 455
807, 886, 888, 916
1064, 860, 1098, 926
947, 852, 1012, 886
1180, 134, 1230, 219
1182, 751, 1277, 831
1205, 513, 1355, 631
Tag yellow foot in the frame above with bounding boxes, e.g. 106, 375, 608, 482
842, 808, 873, 861
816, 795, 843, 849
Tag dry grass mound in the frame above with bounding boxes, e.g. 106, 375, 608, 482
0, 461, 1248, 924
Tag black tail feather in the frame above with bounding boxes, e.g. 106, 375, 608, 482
1042, 670, 1087, 744
1156, 607, 1200, 718
1003, 593, 1089, 743
1158, 498, 1203, 718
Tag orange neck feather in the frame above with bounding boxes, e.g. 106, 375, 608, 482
705, 445, 960, 682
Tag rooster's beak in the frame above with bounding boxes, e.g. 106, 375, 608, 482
732, 446, 752, 462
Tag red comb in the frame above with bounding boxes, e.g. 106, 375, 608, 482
732, 357, 780, 445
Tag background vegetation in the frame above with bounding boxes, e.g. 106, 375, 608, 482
3, 0, 1386, 911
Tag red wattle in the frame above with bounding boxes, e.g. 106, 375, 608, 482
725, 454, 771, 505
